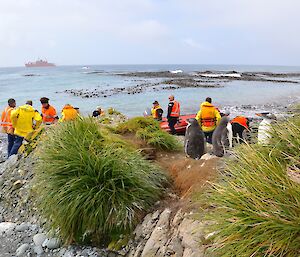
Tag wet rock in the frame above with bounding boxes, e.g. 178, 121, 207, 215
0, 154, 18, 175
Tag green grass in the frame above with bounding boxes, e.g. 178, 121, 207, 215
115, 117, 181, 151
204, 116, 300, 257
34, 118, 168, 244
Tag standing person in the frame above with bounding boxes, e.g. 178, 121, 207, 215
40, 97, 58, 124
1, 98, 16, 157
151, 101, 163, 121
167, 95, 180, 135
196, 97, 221, 144
9, 102, 42, 156
60, 104, 79, 122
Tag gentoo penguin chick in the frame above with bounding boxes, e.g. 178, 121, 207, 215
184, 118, 205, 160
212, 116, 230, 157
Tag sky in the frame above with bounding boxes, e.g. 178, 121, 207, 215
1, 0, 300, 67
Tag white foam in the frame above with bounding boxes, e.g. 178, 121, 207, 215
169, 70, 183, 74
199, 73, 241, 78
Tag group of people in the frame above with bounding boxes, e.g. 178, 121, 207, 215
1, 98, 80, 157
151, 95, 250, 144
1, 94, 253, 159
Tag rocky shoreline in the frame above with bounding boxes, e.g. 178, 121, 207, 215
60, 70, 300, 99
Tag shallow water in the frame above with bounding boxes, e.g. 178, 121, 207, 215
0, 64, 300, 118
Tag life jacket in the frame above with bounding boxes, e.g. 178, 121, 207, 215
151, 105, 163, 119
170, 101, 180, 117
231, 116, 249, 129
1, 106, 14, 134
61, 105, 78, 121
200, 104, 217, 127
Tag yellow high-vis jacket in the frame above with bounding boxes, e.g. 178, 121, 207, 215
195, 101, 221, 132
11, 104, 42, 138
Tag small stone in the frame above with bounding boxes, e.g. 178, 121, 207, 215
16, 243, 29, 256
33, 233, 47, 246
0, 222, 16, 233
34, 245, 44, 255
13, 180, 24, 190
16, 223, 29, 232
45, 237, 61, 249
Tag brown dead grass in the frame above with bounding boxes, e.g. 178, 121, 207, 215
121, 133, 220, 198
156, 151, 219, 197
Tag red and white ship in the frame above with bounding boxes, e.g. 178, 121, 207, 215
25, 59, 56, 67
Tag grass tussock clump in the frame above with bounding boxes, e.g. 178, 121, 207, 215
115, 117, 180, 151
206, 116, 300, 257
34, 118, 168, 244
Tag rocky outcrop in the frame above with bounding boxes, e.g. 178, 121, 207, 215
125, 208, 210, 257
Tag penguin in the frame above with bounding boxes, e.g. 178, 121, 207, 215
184, 118, 205, 160
212, 116, 231, 157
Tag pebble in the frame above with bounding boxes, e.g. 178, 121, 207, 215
43, 237, 61, 249
16, 243, 29, 256
33, 233, 47, 246
33, 245, 44, 255
16, 223, 29, 232
0, 222, 16, 233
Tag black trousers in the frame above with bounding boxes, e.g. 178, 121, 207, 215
204, 131, 214, 144
232, 123, 245, 143
168, 117, 178, 135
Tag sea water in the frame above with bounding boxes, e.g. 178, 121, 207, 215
1, 64, 300, 118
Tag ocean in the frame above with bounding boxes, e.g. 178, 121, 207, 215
1, 64, 300, 118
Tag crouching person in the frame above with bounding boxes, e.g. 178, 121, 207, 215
9, 103, 42, 157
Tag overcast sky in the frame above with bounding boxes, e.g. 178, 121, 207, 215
1, 0, 300, 67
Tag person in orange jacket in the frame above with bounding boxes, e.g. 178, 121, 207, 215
167, 95, 180, 135
60, 104, 79, 122
231, 116, 250, 143
1, 98, 16, 157
40, 97, 58, 124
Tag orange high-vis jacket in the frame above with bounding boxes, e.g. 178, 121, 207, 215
41, 105, 57, 123
60, 105, 79, 122
170, 101, 180, 117
1, 106, 14, 134
231, 116, 249, 129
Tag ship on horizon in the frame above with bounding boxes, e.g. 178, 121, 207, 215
25, 59, 56, 67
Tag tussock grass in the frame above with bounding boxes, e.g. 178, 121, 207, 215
34, 118, 168, 244
206, 116, 300, 257
115, 117, 180, 151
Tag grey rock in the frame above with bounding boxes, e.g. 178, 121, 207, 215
0, 222, 16, 233
33, 233, 47, 246
16, 223, 29, 232
44, 237, 61, 249
0, 154, 18, 175
16, 243, 29, 256
33, 245, 44, 255
141, 209, 171, 257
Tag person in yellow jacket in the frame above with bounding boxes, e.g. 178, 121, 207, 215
60, 104, 79, 122
195, 97, 221, 144
151, 101, 163, 121
9, 103, 42, 156
1, 98, 16, 157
